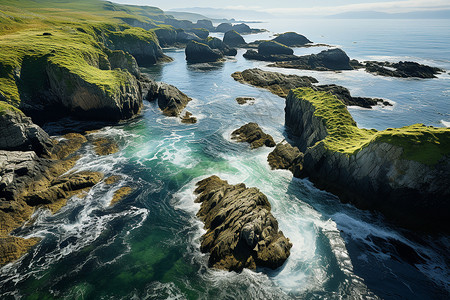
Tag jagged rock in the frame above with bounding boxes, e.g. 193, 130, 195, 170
285, 88, 450, 231
185, 40, 223, 63
273, 32, 312, 46
194, 176, 292, 271
258, 41, 294, 56
50, 133, 87, 160
90, 137, 119, 156
236, 97, 255, 105
271, 48, 352, 71
267, 141, 304, 177
364, 61, 443, 78
223, 30, 246, 47
243, 49, 299, 62
207, 37, 237, 56
215, 23, 233, 33
231, 123, 276, 149
232, 68, 317, 98
180, 111, 197, 124
146, 82, 192, 117
0, 236, 40, 266
0, 107, 53, 156
232, 68, 389, 108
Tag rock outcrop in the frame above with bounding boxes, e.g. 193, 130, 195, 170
231, 123, 276, 149
258, 41, 294, 56
188, 28, 209, 39
146, 82, 192, 117
207, 37, 237, 56
185, 41, 224, 63
364, 61, 443, 78
0, 106, 53, 156
273, 32, 312, 47
271, 48, 352, 71
223, 30, 247, 47
285, 88, 450, 231
267, 141, 304, 178
194, 176, 292, 271
243, 50, 299, 62
215, 23, 234, 33
232, 68, 390, 108
236, 97, 255, 105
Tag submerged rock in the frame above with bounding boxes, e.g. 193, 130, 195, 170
223, 30, 246, 47
185, 40, 223, 63
194, 176, 292, 271
236, 97, 255, 105
231, 123, 276, 149
272, 32, 312, 46
267, 141, 304, 177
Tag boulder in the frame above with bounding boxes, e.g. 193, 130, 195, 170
273, 32, 312, 46
194, 175, 292, 271
0, 106, 53, 156
176, 29, 202, 43
207, 37, 237, 56
258, 41, 294, 56
185, 40, 223, 63
223, 30, 246, 47
232, 23, 251, 33
231, 123, 276, 149
215, 23, 233, 33
267, 141, 304, 177
146, 82, 192, 117
188, 28, 209, 39
196, 19, 215, 31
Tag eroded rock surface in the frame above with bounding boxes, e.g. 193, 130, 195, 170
231, 123, 276, 149
271, 48, 352, 71
185, 40, 223, 63
146, 82, 192, 117
194, 176, 292, 271
267, 141, 304, 177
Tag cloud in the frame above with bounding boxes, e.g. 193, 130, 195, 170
262, 0, 450, 16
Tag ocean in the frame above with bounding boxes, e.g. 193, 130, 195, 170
0, 18, 449, 299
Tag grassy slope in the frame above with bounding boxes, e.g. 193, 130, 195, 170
0, 0, 170, 107
293, 88, 450, 165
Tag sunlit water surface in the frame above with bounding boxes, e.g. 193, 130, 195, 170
1, 19, 449, 299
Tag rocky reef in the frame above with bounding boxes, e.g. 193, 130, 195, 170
363, 61, 443, 78
285, 88, 450, 231
194, 176, 292, 271
232, 68, 390, 108
231, 123, 276, 149
270, 48, 353, 71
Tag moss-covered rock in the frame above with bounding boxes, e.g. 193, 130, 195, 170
273, 32, 312, 46
258, 41, 294, 56
286, 88, 450, 231
223, 30, 246, 47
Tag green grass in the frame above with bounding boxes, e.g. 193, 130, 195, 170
0, 0, 171, 108
293, 88, 450, 165
0, 101, 22, 115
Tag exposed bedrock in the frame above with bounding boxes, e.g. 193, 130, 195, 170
185, 40, 224, 63
267, 141, 304, 178
194, 176, 292, 271
232, 68, 389, 108
285, 88, 450, 231
231, 123, 276, 149
271, 48, 352, 71
363, 61, 443, 78
145, 81, 192, 117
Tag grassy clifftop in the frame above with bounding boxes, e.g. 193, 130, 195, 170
0, 0, 171, 109
292, 88, 450, 165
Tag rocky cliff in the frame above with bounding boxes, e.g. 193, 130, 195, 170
285, 88, 450, 231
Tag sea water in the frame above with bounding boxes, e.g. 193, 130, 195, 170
0, 18, 449, 299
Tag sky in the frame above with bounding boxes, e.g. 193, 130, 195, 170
110, 0, 450, 16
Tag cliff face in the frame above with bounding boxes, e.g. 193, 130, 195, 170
285, 88, 450, 231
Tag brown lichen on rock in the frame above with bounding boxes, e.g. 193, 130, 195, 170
110, 186, 133, 206
194, 176, 292, 272
50, 133, 87, 160
104, 175, 122, 185
91, 138, 119, 156
268, 141, 304, 177
0, 236, 40, 266
231, 123, 276, 149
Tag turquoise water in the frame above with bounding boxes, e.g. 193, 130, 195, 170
1, 19, 449, 299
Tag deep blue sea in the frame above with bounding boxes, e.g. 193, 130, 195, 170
0, 19, 449, 299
